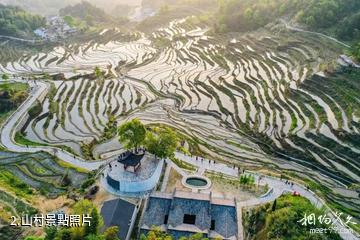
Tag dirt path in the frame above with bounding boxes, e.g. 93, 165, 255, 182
280, 19, 350, 48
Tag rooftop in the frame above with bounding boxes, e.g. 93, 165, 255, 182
100, 198, 136, 240
118, 152, 144, 167
107, 152, 158, 181
141, 190, 238, 239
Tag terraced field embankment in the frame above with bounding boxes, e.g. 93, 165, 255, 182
0, 18, 359, 225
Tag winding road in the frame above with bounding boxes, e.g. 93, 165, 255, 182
0, 35, 45, 43
174, 153, 360, 240
0, 79, 105, 171
0, 78, 359, 240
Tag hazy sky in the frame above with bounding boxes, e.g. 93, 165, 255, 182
0, 0, 143, 16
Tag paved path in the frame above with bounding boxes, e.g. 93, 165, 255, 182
173, 154, 359, 240
174, 152, 239, 177
0, 35, 44, 43
236, 203, 244, 240
0, 78, 107, 171
0, 79, 358, 239
160, 163, 172, 192
161, 159, 189, 192
242, 171, 359, 240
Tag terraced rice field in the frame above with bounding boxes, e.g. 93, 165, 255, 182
0, 151, 87, 197
0, 18, 359, 217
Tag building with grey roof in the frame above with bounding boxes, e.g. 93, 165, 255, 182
140, 190, 238, 239
101, 198, 138, 240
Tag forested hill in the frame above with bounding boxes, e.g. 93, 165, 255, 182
217, 0, 360, 42
59, 1, 114, 25
141, 0, 178, 10
137, 0, 217, 32
0, 4, 45, 37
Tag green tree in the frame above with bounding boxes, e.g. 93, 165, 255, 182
45, 226, 57, 240
58, 228, 72, 240
240, 174, 255, 185
71, 200, 103, 239
244, 8, 253, 20
85, 208, 100, 236
103, 226, 119, 240
189, 233, 207, 240
61, 170, 72, 187
118, 119, 146, 150
145, 127, 178, 159
94, 66, 103, 79
63, 15, 76, 27
245, 194, 341, 240
145, 227, 172, 240
140, 234, 147, 240
2, 73, 9, 81
72, 199, 96, 215
24, 237, 43, 240
0, 5, 45, 37
85, 234, 104, 240
352, 42, 360, 62
272, 199, 277, 212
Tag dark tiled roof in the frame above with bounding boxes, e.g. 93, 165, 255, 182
118, 152, 144, 167
168, 198, 211, 230
211, 205, 237, 238
142, 197, 172, 228
101, 198, 136, 239
141, 191, 238, 239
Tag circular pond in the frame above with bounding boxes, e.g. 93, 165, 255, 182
182, 175, 211, 190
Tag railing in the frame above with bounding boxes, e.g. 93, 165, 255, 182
244, 170, 360, 239
106, 159, 164, 193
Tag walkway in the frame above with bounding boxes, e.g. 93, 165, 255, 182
161, 159, 189, 192
0, 78, 358, 239
0, 78, 108, 171
0, 35, 44, 43
236, 203, 244, 240
242, 171, 359, 240
174, 152, 359, 240
174, 152, 239, 177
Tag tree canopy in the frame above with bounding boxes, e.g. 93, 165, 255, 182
216, 0, 360, 42
30, 200, 119, 240
103, 226, 120, 240
140, 227, 210, 240
59, 1, 114, 26
0, 4, 46, 37
144, 127, 178, 159
0, 83, 28, 114
118, 119, 146, 150
244, 194, 341, 240
2, 73, 9, 81
351, 42, 360, 62
118, 120, 179, 158
94, 66, 103, 79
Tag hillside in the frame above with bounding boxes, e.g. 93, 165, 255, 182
0, 82, 28, 125
217, 0, 360, 43
0, 4, 45, 37
141, 0, 178, 10
137, 0, 217, 32
0, 0, 141, 16
59, 1, 115, 26
244, 194, 342, 240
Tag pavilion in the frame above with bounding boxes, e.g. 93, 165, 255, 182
118, 151, 145, 172
103, 151, 164, 196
